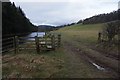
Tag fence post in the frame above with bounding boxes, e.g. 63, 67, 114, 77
13, 37, 16, 54
13, 36, 19, 54
45, 33, 47, 49
98, 32, 101, 43
58, 34, 61, 47
35, 36, 40, 53
51, 34, 55, 50
118, 34, 120, 60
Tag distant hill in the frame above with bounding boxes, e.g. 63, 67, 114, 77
38, 25, 58, 32
77, 9, 120, 24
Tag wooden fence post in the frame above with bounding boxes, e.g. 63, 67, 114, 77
45, 33, 47, 49
13, 37, 16, 54
118, 34, 120, 59
35, 36, 40, 53
13, 36, 19, 54
98, 32, 101, 43
51, 35, 55, 50
58, 34, 61, 47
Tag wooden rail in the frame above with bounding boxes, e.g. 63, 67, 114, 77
2, 33, 61, 54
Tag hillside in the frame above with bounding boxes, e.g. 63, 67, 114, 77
2, 2, 38, 36
53, 23, 119, 74
56, 23, 103, 44
38, 25, 56, 32
55, 23, 119, 57
77, 9, 119, 24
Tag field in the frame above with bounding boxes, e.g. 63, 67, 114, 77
55, 23, 102, 44
2, 23, 119, 78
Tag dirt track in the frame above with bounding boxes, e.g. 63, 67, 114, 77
62, 41, 119, 78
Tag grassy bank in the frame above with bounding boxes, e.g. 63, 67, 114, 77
54, 24, 103, 45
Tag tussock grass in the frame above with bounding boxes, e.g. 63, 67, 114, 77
2, 48, 65, 78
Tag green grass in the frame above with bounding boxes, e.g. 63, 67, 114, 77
59, 24, 102, 31
53, 23, 104, 45
2, 23, 118, 78
52, 23, 119, 77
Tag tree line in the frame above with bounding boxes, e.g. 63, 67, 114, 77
58, 9, 119, 27
56, 23, 76, 28
2, 2, 38, 36
77, 9, 120, 24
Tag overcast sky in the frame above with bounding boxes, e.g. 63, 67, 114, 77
10, 0, 119, 26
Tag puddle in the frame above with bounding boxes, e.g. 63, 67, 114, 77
89, 60, 105, 71
92, 62, 105, 71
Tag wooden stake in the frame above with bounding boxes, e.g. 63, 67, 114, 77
51, 35, 55, 50
35, 36, 40, 53
14, 36, 19, 54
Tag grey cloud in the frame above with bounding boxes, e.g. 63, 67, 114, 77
14, 1, 119, 26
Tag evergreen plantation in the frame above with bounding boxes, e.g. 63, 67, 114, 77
2, 2, 38, 36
